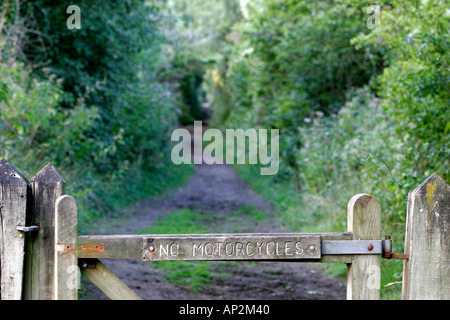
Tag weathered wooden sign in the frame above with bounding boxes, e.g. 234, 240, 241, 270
141, 235, 321, 261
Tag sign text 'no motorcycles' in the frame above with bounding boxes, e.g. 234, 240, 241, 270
141, 235, 321, 261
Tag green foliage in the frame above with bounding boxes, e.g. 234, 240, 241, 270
0, 1, 187, 228
212, 0, 448, 225
209, 0, 385, 128
0, 64, 97, 169
19, 0, 156, 103
173, 52, 206, 124
0, 0, 180, 172
350, 0, 450, 184
161, 0, 243, 123
165, 0, 242, 60
211, 0, 448, 300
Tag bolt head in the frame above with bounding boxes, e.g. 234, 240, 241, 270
309, 245, 316, 251
149, 245, 156, 252
367, 244, 374, 251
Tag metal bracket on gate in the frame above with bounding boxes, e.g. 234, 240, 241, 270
322, 236, 409, 260
322, 240, 383, 255
381, 236, 409, 260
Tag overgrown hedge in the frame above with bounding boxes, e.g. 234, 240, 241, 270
0, 1, 191, 227
209, 0, 449, 299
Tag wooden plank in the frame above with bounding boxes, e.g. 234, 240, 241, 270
77, 233, 353, 263
402, 174, 450, 300
78, 235, 143, 260
79, 259, 141, 300
346, 194, 381, 300
23, 163, 65, 300
0, 159, 29, 300
55, 196, 79, 300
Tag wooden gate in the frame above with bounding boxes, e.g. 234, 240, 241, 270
0, 159, 449, 300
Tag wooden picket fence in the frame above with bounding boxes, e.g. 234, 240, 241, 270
0, 159, 449, 300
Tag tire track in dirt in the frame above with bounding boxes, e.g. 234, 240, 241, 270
81, 129, 346, 300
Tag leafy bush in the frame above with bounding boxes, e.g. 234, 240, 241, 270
0, 1, 189, 226
353, 0, 449, 182
210, 0, 384, 128
210, 0, 448, 299
0, 64, 97, 171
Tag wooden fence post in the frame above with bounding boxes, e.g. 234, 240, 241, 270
402, 173, 450, 300
23, 163, 65, 300
0, 159, 29, 300
55, 195, 79, 300
346, 194, 381, 300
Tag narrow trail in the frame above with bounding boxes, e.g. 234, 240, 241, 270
81, 127, 346, 300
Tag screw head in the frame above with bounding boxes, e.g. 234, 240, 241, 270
309, 245, 316, 251
367, 244, 374, 251
148, 245, 156, 252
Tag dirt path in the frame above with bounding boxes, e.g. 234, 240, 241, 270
81, 134, 346, 300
